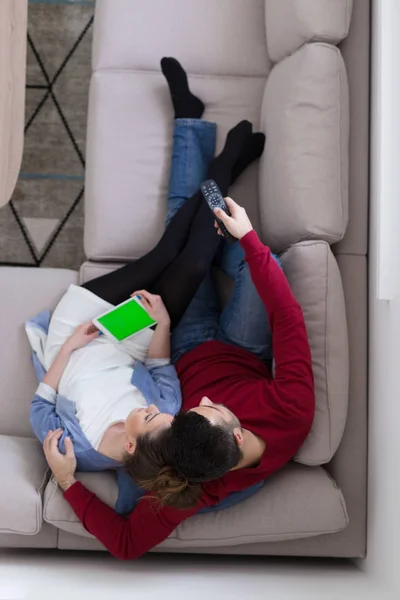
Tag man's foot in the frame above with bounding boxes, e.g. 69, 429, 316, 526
207, 120, 253, 195
231, 133, 266, 184
161, 57, 204, 119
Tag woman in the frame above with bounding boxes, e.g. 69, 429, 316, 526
27, 58, 265, 513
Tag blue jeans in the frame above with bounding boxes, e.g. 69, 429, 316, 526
167, 119, 276, 367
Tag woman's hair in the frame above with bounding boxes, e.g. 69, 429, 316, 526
124, 411, 243, 510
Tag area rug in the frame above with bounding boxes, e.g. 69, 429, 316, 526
0, 0, 95, 270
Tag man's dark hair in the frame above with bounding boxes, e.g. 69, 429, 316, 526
124, 411, 243, 510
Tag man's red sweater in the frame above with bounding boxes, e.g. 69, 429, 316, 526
64, 231, 315, 559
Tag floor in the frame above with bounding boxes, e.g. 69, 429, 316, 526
0, 0, 95, 270
0, 551, 392, 600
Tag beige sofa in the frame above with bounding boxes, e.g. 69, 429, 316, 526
0, 0, 370, 558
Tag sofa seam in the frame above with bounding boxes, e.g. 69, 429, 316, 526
324, 246, 333, 458
325, 471, 350, 527
330, 44, 346, 233
303, 242, 331, 463
338, 48, 347, 236
346, 0, 353, 36
34, 466, 51, 535
310, 43, 346, 234
43, 475, 59, 526
289, 241, 331, 465
177, 523, 348, 545
92, 68, 268, 81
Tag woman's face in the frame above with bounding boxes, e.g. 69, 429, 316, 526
124, 405, 173, 454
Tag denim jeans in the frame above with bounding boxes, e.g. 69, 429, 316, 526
167, 118, 276, 367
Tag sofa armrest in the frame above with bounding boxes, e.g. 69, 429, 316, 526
0, 435, 48, 535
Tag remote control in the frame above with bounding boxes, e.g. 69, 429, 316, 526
200, 179, 237, 242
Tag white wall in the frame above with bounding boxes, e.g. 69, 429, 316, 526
358, 0, 400, 594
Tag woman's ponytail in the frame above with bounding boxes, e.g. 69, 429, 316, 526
140, 466, 202, 510
124, 430, 202, 510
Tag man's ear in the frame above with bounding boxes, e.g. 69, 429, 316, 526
233, 428, 244, 447
125, 439, 136, 456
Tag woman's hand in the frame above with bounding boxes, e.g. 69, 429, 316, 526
131, 290, 171, 327
43, 429, 77, 492
214, 197, 253, 240
64, 321, 100, 352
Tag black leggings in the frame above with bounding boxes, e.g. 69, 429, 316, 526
82, 189, 220, 329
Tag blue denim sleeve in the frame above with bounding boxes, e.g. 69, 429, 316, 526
115, 468, 146, 515
199, 481, 265, 514
131, 361, 182, 415
30, 394, 71, 454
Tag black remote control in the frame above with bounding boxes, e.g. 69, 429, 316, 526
200, 179, 237, 242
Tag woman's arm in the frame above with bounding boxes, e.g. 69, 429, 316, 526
43, 322, 100, 392
42, 345, 73, 392
147, 322, 171, 360
132, 290, 171, 360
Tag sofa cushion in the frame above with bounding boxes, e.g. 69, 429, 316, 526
44, 472, 119, 539
281, 241, 349, 465
259, 43, 349, 253
0, 267, 78, 437
0, 435, 48, 535
79, 261, 120, 284
44, 463, 348, 545
93, 0, 269, 77
85, 71, 266, 261
265, 0, 353, 63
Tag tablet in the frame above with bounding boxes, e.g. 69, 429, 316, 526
92, 296, 157, 342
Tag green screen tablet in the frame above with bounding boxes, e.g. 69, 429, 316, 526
93, 297, 156, 342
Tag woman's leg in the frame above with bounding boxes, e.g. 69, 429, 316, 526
161, 57, 217, 224
81, 192, 203, 305
82, 58, 216, 306
81, 112, 216, 305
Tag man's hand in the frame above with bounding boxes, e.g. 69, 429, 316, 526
214, 197, 253, 240
132, 290, 171, 327
43, 429, 77, 492
64, 321, 100, 352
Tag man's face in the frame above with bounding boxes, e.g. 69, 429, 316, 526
190, 397, 241, 430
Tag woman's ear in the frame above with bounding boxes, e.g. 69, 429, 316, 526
233, 428, 244, 447
125, 439, 136, 455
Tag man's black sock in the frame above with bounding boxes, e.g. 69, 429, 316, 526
230, 133, 266, 184
207, 120, 253, 196
161, 57, 205, 119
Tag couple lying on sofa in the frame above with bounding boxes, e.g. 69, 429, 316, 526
27, 58, 315, 559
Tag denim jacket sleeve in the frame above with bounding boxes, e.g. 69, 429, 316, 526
131, 361, 182, 415
30, 383, 72, 453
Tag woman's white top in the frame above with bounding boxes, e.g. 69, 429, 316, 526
34, 284, 158, 450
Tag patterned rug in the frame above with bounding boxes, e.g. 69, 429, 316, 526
0, 0, 95, 270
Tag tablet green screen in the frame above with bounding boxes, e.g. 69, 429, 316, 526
97, 299, 156, 341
